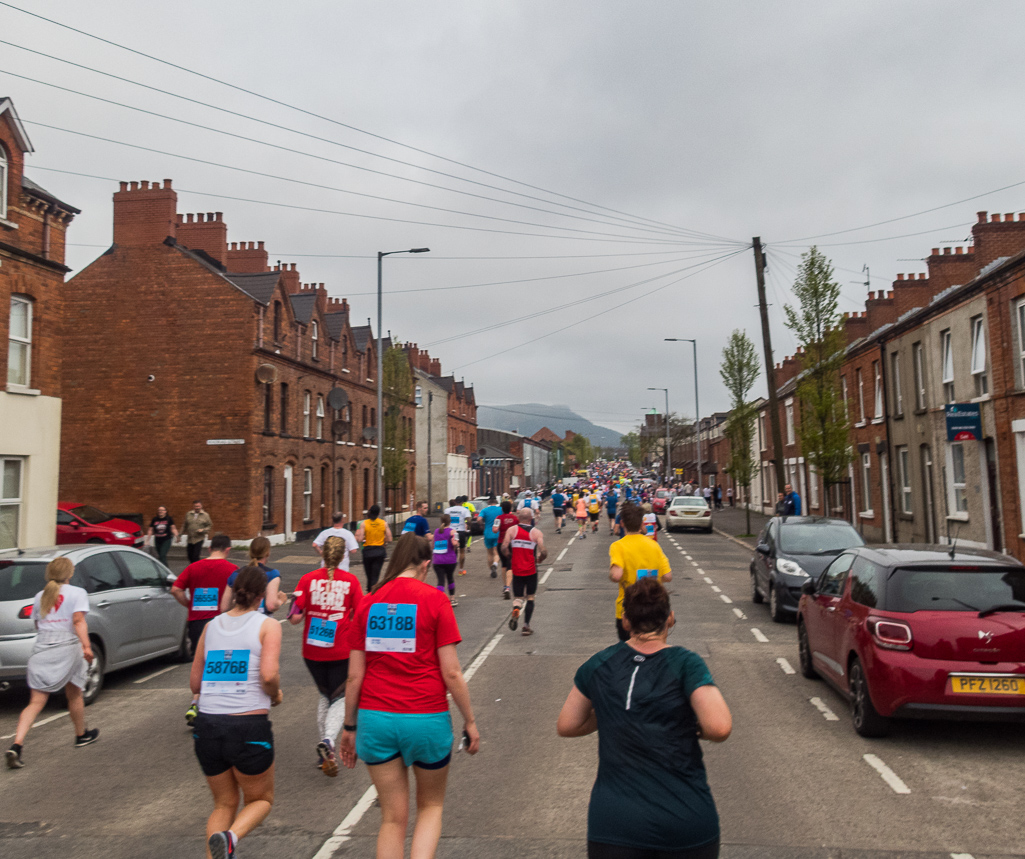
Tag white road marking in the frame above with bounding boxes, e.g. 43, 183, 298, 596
133, 665, 179, 684
710, 585, 721, 593
776, 658, 796, 675
703, 576, 714, 584
691, 561, 699, 567
950, 854, 975, 859
695, 568, 705, 575
557, 547, 568, 562
810, 697, 840, 721
719, 594, 733, 604
750, 628, 769, 642
0, 711, 68, 740
732, 607, 747, 619
540, 566, 555, 585
463, 631, 504, 683
863, 754, 912, 794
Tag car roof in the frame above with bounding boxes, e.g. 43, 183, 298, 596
773, 516, 854, 527
0, 544, 146, 562
845, 544, 1023, 568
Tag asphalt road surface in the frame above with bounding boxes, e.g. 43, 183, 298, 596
2, 516, 1024, 858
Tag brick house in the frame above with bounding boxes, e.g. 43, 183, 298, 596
0, 98, 78, 549
59, 178, 416, 542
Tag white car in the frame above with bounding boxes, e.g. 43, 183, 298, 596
666, 496, 713, 532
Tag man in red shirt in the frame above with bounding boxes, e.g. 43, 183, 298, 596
500, 509, 548, 636
493, 500, 520, 600
170, 533, 237, 725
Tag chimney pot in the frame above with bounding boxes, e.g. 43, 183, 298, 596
215, 212, 223, 221
119, 181, 128, 192
943, 247, 951, 254
896, 273, 904, 281
258, 241, 264, 249
1006, 213, 1014, 222
164, 179, 173, 189
993, 213, 1002, 223
186, 213, 194, 223
955, 246, 962, 254
129, 181, 139, 191
978, 211, 988, 224
206, 213, 215, 222
140, 181, 150, 190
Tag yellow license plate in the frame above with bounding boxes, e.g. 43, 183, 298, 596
950, 675, 1025, 695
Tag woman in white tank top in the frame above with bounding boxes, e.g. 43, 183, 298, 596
189, 565, 282, 859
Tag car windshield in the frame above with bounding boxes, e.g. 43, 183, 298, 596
0, 561, 48, 601
672, 498, 708, 507
778, 522, 863, 554
888, 567, 1025, 612
656, 490, 669, 498
69, 505, 113, 525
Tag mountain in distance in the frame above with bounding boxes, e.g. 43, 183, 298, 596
477, 403, 623, 448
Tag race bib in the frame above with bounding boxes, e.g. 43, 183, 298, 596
366, 603, 417, 653
201, 649, 250, 694
402, 520, 416, 533
645, 524, 655, 536
306, 616, 337, 648
636, 568, 658, 579
511, 539, 536, 550
192, 587, 218, 612
433, 539, 449, 554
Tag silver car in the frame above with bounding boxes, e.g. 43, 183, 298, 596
0, 544, 188, 704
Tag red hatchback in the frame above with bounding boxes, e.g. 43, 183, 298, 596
57, 503, 144, 547
652, 489, 671, 514
797, 545, 1025, 737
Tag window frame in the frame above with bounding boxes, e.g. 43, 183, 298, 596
316, 395, 325, 440
948, 442, 968, 514
970, 314, 988, 396
941, 329, 954, 404
303, 467, 313, 521
310, 320, 319, 360
861, 451, 872, 514
784, 398, 795, 445
873, 360, 883, 420
279, 383, 289, 433
0, 144, 8, 220
262, 466, 273, 527
8, 295, 32, 389
303, 391, 311, 438
840, 375, 849, 421
891, 352, 903, 416
897, 446, 912, 514
856, 368, 865, 424
0, 457, 23, 550
913, 342, 927, 410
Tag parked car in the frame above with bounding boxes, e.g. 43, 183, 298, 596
666, 496, 713, 532
751, 516, 864, 622
797, 545, 1025, 737
0, 544, 188, 704
652, 488, 672, 514
57, 503, 144, 547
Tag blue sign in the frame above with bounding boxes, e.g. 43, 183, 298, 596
945, 403, 982, 441
366, 603, 417, 653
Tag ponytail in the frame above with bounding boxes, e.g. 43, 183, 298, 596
40, 557, 74, 618
322, 535, 347, 576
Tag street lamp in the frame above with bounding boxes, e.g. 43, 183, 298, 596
665, 339, 701, 488
377, 247, 430, 512
647, 387, 669, 485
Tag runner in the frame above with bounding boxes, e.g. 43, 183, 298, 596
587, 491, 601, 534
190, 565, 282, 859
501, 508, 548, 636
6, 558, 98, 769
550, 487, 567, 534
340, 534, 480, 859
494, 500, 519, 600
431, 514, 459, 605
313, 513, 360, 569
478, 495, 503, 579
462, 496, 477, 555
401, 501, 431, 536
220, 537, 285, 616
171, 534, 237, 725
355, 505, 392, 592
609, 503, 673, 641
517, 490, 539, 526
574, 494, 589, 540
444, 497, 472, 576
642, 502, 660, 541
289, 536, 363, 778
605, 486, 619, 536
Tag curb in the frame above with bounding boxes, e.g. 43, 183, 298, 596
713, 527, 756, 553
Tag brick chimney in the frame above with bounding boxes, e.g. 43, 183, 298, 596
113, 180, 177, 247
843, 311, 870, 346
226, 241, 269, 273
864, 289, 897, 331
926, 243, 978, 292
273, 262, 301, 294
970, 211, 1025, 269
176, 212, 228, 266
891, 272, 935, 318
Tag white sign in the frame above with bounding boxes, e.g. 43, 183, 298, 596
206, 439, 245, 446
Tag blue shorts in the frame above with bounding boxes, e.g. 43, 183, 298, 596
483, 535, 498, 549
356, 709, 453, 768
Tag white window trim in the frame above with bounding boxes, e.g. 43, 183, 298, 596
913, 342, 926, 410
0, 456, 24, 551
941, 329, 955, 403
841, 375, 849, 421
0, 145, 8, 221
891, 352, 903, 416
784, 398, 795, 446
898, 446, 912, 515
1017, 300, 1025, 390
303, 467, 313, 520
303, 391, 311, 437
857, 369, 866, 425
946, 442, 969, 516
310, 320, 319, 359
315, 395, 325, 440
860, 451, 873, 515
1013, 419, 1025, 536
873, 361, 884, 420
7, 295, 32, 390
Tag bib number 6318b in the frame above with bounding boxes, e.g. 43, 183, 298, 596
366, 603, 417, 653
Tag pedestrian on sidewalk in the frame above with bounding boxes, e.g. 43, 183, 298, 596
146, 505, 179, 566
727, 487, 734, 507
6, 558, 99, 769
184, 500, 213, 564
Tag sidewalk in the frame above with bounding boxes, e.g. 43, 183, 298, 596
710, 504, 770, 549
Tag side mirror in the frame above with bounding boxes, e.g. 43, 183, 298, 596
801, 579, 816, 596
756, 543, 770, 555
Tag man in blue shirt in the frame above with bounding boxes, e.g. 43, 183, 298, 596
550, 488, 567, 534
604, 489, 619, 536
479, 495, 503, 578
783, 483, 802, 516
401, 501, 431, 536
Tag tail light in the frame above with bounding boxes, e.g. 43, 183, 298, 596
702, 510, 711, 517
18, 605, 33, 619
669, 510, 677, 516
868, 617, 912, 651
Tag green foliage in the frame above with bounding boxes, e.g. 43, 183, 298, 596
620, 431, 641, 464
382, 345, 413, 491
565, 433, 594, 467
719, 330, 759, 532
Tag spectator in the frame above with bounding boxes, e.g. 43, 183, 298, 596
146, 505, 179, 566
782, 483, 802, 516
183, 500, 213, 564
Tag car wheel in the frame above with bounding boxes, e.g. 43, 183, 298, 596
797, 621, 818, 679
751, 572, 764, 604
82, 642, 105, 706
849, 657, 889, 737
769, 581, 788, 623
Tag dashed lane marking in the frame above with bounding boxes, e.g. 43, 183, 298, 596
719, 594, 733, 604
751, 628, 769, 642
691, 562, 699, 567
951, 854, 975, 859
540, 565, 555, 585
556, 547, 569, 562
695, 568, 705, 575
1, 711, 68, 740
710, 585, 721, 593
732, 607, 747, 619
810, 697, 840, 721
703, 576, 714, 584
776, 658, 796, 675
133, 665, 179, 684
863, 753, 912, 794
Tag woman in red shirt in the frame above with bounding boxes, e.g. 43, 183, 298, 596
340, 534, 480, 859
289, 536, 363, 777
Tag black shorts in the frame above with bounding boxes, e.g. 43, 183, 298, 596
187, 618, 212, 655
193, 713, 274, 777
458, 532, 469, 549
304, 657, 348, 701
607, 509, 616, 520
589, 512, 599, 522
552, 508, 565, 517
587, 839, 719, 859
512, 573, 538, 597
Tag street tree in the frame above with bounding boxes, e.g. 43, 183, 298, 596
719, 329, 759, 534
565, 433, 594, 469
783, 247, 853, 507
620, 431, 641, 465
382, 344, 413, 521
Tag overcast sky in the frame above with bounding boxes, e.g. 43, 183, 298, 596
5, 1, 1025, 434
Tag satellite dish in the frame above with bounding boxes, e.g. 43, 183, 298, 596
363, 427, 377, 440
255, 363, 278, 384
332, 420, 349, 437
327, 387, 348, 410
479, 448, 487, 456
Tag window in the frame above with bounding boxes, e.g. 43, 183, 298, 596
316, 395, 325, 440
840, 375, 849, 421
273, 301, 282, 343
949, 442, 968, 513
303, 467, 313, 520
362, 404, 368, 436
0, 144, 7, 219
1018, 300, 1025, 388
303, 391, 311, 437
759, 413, 767, 451
0, 458, 22, 550
78, 554, 125, 593
263, 467, 273, 526
8, 295, 32, 388
970, 315, 988, 396
913, 342, 926, 410
280, 383, 288, 433
898, 446, 912, 514
310, 321, 319, 359
849, 557, 881, 608
263, 383, 272, 432
861, 452, 872, 513
415, 385, 422, 406
818, 553, 854, 596
891, 352, 903, 416
785, 399, 795, 445
370, 407, 376, 436
342, 336, 348, 369
856, 369, 865, 423
808, 465, 819, 509
119, 552, 165, 588
873, 361, 883, 419
941, 329, 954, 403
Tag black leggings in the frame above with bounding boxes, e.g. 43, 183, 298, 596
434, 563, 456, 591
363, 546, 387, 591
587, 840, 719, 859
304, 657, 349, 702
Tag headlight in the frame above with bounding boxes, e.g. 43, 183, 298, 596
112, 531, 131, 539
776, 558, 809, 578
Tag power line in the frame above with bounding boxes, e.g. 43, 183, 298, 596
774, 221, 973, 249
479, 404, 644, 421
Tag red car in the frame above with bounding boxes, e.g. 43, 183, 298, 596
651, 488, 672, 514
57, 503, 144, 547
797, 545, 1025, 737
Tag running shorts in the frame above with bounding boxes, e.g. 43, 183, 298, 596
483, 535, 498, 549
304, 657, 349, 700
187, 618, 212, 655
500, 551, 512, 570
458, 532, 469, 549
356, 709, 453, 769
512, 573, 538, 597
193, 713, 274, 777
588, 512, 599, 522
606, 509, 616, 519
577, 515, 588, 522
552, 507, 565, 517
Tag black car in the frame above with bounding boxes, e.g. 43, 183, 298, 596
751, 516, 864, 622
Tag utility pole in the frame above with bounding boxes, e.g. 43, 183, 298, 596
753, 237, 786, 493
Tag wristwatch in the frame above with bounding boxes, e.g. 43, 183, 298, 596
343, 724, 357, 732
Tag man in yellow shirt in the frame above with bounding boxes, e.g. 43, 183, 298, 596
609, 502, 672, 641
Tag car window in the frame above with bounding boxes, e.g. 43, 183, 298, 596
77, 553, 127, 592
765, 522, 776, 550
0, 560, 48, 600
118, 552, 166, 588
849, 557, 881, 608
69, 505, 113, 525
818, 553, 855, 596
887, 566, 1025, 612
56, 510, 75, 526
778, 522, 864, 554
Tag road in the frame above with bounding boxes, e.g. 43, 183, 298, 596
2, 517, 1024, 858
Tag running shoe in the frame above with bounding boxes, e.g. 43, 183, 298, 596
509, 605, 520, 631
74, 729, 99, 748
521, 625, 533, 636
450, 597, 459, 607
318, 739, 339, 778
458, 569, 467, 576
490, 563, 498, 578
503, 587, 511, 600
208, 831, 235, 859
5, 746, 23, 769
185, 703, 198, 726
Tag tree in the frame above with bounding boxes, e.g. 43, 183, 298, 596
636, 413, 693, 475
783, 247, 853, 507
719, 329, 760, 535
621, 431, 641, 464
382, 344, 413, 519
564, 433, 594, 469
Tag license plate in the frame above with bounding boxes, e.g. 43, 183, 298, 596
950, 675, 1025, 695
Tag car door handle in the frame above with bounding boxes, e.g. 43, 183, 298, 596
138, 595, 153, 602
96, 601, 111, 608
